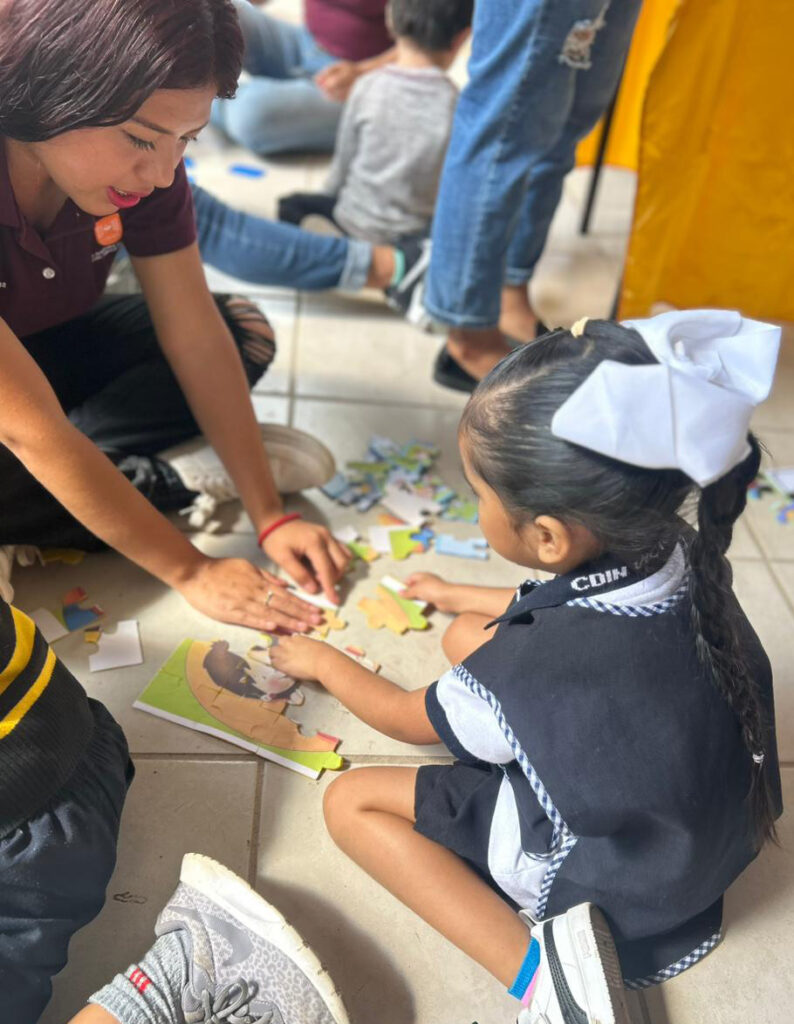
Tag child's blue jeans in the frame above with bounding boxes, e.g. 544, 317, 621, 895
425, 0, 643, 329
0, 699, 133, 1024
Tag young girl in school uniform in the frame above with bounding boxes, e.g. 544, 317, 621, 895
271, 310, 783, 1024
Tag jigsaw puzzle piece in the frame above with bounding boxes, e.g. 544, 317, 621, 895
435, 535, 489, 559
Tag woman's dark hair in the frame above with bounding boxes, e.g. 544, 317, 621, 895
389, 0, 474, 52
0, 0, 243, 141
461, 319, 777, 848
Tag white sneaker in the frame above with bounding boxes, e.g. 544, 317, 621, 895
159, 425, 336, 529
518, 904, 632, 1024
0, 545, 41, 604
158, 853, 349, 1024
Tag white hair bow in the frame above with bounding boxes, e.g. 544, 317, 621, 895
550, 309, 781, 487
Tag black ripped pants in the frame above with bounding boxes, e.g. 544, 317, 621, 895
0, 294, 275, 550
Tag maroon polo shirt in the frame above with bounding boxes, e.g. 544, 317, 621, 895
0, 143, 197, 339
305, 0, 391, 61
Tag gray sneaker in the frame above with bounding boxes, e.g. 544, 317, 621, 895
156, 853, 349, 1024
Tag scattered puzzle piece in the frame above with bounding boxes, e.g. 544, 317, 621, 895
32, 586, 104, 643
334, 525, 360, 544
89, 620, 142, 672
84, 626, 103, 644
377, 512, 406, 527
380, 575, 428, 612
441, 499, 478, 523
435, 535, 489, 559
389, 528, 426, 561
348, 540, 379, 562
41, 548, 85, 566
344, 645, 381, 673
357, 585, 429, 635
313, 608, 347, 639
31, 608, 68, 644
61, 587, 104, 631
381, 483, 441, 523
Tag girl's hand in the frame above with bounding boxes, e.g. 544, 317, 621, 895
176, 557, 326, 633
403, 572, 461, 613
262, 519, 351, 605
269, 634, 335, 683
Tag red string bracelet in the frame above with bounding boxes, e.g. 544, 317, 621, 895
258, 512, 302, 547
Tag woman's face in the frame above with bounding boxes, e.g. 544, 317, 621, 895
30, 85, 216, 216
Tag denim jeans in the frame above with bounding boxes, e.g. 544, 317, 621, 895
212, 0, 341, 154
425, 0, 643, 328
193, 186, 373, 292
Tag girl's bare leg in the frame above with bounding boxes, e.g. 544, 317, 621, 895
69, 1008, 119, 1023
324, 765, 530, 987
442, 612, 494, 664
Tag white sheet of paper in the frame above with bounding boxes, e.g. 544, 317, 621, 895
89, 620, 143, 672
31, 608, 68, 644
380, 575, 428, 612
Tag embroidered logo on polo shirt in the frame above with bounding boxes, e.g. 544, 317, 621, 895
94, 213, 123, 247
91, 244, 120, 263
570, 566, 629, 591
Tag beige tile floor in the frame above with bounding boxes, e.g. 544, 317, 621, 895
18, 5, 794, 1020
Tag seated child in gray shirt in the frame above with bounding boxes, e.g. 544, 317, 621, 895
279, 0, 473, 246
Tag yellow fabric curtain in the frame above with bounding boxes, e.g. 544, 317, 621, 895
619, 0, 794, 319
576, 0, 678, 171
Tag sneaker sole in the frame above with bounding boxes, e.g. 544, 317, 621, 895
563, 904, 631, 1024
260, 424, 337, 494
180, 853, 350, 1024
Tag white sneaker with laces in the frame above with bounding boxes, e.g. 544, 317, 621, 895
517, 904, 632, 1024
159, 424, 336, 530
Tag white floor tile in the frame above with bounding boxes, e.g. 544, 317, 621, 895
42, 758, 258, 1023
295, 294, 468, 408
256, 769, 518, 1024
642, 768, 794, 1024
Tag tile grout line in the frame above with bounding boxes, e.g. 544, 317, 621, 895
247, 761, 266, 887
742, 509, 794, 617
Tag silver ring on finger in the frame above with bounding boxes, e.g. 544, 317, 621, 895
264, 590, 275, 607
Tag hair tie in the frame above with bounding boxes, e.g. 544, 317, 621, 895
752, 751, 765, 766
570, 316, 590, 338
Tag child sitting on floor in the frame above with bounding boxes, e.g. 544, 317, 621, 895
278, 0, 472, 251
271, 310, 783, 1024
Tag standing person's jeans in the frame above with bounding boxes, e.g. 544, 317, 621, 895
213, 0, 341, 155
193, 185, 373, 291
425, 0, 643, 328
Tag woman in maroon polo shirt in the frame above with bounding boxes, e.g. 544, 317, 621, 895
0, 0, 350, 631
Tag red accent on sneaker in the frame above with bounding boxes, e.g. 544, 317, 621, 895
129, 966, 151, 992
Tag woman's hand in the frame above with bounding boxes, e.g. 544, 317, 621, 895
402, 572, 462, 613
262, 519, 351, 604
315, 61, 359, 102
175, 557, 326, 633
270, 634, 336, 683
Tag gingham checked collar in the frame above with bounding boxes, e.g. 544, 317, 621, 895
489, 552, 652, 626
